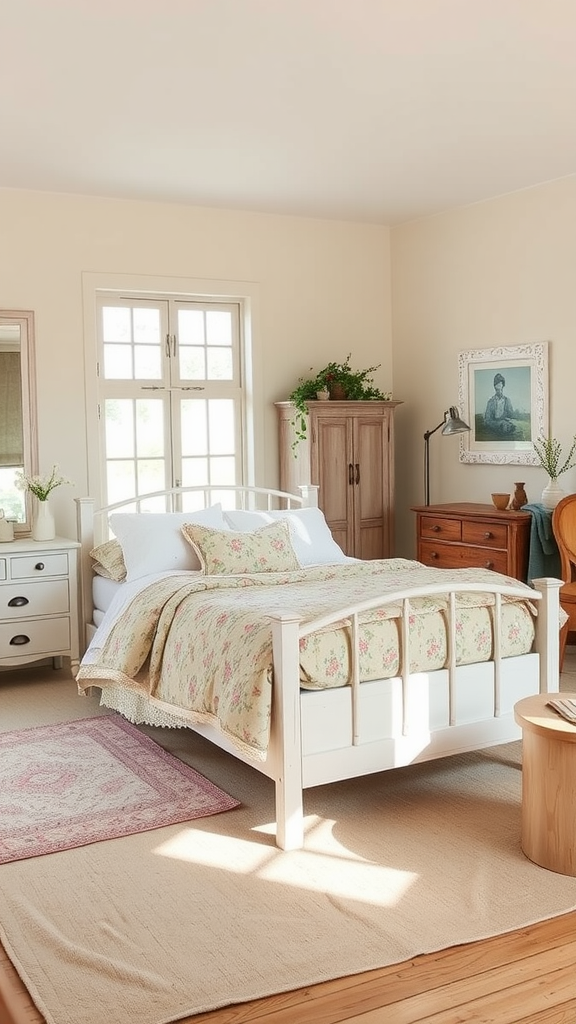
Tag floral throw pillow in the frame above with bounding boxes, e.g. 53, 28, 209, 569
90, 539, 127, 582
181, 520, 300, 575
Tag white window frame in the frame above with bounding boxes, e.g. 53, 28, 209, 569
82, 273, 262, 509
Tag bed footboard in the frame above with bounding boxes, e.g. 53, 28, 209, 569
269, 576, 561, 850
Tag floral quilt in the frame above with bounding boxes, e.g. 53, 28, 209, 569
77, 560, 536, 761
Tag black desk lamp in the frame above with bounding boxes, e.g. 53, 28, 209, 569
424, 406, 471, 506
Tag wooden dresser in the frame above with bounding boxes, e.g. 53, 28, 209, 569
411, 502, 531, 582
0, 536, 80, 673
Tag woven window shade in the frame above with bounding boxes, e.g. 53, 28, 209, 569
0, 351, 23, 465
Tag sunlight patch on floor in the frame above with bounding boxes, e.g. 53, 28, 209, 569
152, 822, 418, 907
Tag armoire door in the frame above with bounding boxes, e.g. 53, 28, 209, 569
352, 414, 392, 559
310, 415, 354, 554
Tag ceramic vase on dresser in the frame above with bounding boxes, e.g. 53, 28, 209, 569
32, 498, 56, 541
541, 477, 565, 511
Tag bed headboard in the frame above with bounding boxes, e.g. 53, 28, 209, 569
75, 483, 319, 652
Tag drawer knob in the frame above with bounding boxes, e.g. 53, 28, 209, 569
485, 561, 494, 570
8, 596, 29, 607
9, 634, 30, 646
430, 551, 439, 560
431, 525, 441, 532
484, 531, 493, 539
35, 562, 45, 571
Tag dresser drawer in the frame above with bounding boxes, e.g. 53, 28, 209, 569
420, 539, 509, 573
461, 521, 508, 549
420, 517, 462, 542
9, 552, 69, 580
0, 559, 5, 581
0, 617, 71, 659
0, 579, 70, 619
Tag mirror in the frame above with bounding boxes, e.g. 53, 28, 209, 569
0, 310, 38, 533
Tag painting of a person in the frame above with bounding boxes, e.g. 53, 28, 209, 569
484, 373, 516, 437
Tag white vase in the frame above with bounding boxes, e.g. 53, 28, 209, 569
32, 499, 56, 541
541, 477, 565, 511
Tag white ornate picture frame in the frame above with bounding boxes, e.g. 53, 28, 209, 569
458, 342, 548, 465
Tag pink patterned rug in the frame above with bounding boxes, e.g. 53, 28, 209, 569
0, 715, 240, 864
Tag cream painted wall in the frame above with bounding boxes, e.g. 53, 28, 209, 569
391, 176, 576, 558
0, 189, 392, 539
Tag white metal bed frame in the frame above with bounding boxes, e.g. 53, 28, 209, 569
75, 485, 561, 850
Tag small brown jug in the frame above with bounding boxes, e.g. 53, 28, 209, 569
511, 482, 527, 510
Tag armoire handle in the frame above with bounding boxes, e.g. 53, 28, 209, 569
348, 463, 354, 485
355, 463, 360, 484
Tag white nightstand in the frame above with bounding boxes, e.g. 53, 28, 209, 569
0, 536, 80, 674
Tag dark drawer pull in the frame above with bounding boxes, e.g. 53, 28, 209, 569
9, 634, 30, 646
8, 596, 29, 607
484, 561, 494, 570
430, 551, 439, 560
35, 562, 45, 571
484, 531, 493, 539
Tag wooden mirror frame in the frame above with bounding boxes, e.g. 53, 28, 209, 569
0, 310, 38, 534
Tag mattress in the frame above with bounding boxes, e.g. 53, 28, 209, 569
92, 575, 123, 626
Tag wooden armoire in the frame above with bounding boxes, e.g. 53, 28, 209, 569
275, 400, 402, 559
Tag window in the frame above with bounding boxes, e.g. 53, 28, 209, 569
95, 293, 245, 509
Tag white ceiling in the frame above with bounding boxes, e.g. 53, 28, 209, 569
2, 0, 576, 225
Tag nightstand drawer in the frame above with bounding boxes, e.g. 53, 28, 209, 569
10, 552, 69, 580
420, 517, 462, 542
0, 617, 71, 659
462, 521, 508, 549
420, 539, 509, 573
0, 580, 70, 619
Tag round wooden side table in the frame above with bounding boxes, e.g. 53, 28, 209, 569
514, 693, 576, 876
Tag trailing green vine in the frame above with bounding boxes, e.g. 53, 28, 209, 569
288, 355, 392, 446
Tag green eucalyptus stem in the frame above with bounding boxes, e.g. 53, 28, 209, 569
533, 435, 576, 478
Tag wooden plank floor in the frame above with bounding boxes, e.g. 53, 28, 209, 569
2, 910, 576, 1023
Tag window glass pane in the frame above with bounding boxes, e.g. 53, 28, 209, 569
209, 456, 236, 485
179, 347, 205, 380
181, 400, 207, 456
133, 308, 161, 344
208, 400, 235, 455
178, 309, 205, 345
135, 400, 164, 457
181, 458, 208, 487
206, 348, 233, 380
206, 310, 232, 346
102, 307, 130, 343
106, 461, 136, 505
137, 459, 165, 495
103, 344, 133, 379
105, 400, 135, 458
134, 345, 162, 379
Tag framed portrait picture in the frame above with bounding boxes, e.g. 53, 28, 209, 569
458, 342, 548, 464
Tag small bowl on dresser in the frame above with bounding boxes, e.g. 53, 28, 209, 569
491, 492, 510, 511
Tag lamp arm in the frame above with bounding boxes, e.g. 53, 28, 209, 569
423, 420, 446, 442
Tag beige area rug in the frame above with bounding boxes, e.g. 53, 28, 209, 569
2, 670, 576, 1024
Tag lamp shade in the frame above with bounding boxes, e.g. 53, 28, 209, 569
441, 407, 471, 436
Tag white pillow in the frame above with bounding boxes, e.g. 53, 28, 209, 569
109, 505, 229, 581
222, 507, 348, 566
